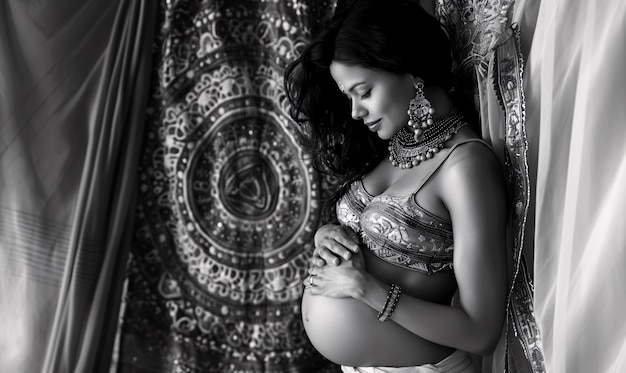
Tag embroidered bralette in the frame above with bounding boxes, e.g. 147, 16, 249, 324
336, 139, 490, 275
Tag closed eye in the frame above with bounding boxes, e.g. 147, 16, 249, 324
360, 90, 371, 99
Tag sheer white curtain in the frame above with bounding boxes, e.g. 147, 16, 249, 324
0, 1, 155, 372
526, 1, 626, 372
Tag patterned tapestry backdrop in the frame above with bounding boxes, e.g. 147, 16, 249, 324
118, 0, 542, 372
117, 1, 339, 372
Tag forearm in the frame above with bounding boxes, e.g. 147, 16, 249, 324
355, 273, 503, 355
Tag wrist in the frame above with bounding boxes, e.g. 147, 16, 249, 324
352, 272, 386, 309
354, 275, 402, 321
349, 270, 367, 300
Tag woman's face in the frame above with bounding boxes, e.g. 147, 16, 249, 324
329, 61, 415, 140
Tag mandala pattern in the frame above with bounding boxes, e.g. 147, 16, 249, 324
119, 1, 339, 372
119, 1, 543, 372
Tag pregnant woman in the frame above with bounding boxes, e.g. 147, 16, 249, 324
283, 1, 508, 372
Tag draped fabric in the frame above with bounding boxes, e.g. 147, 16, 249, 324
526, 1, 626, 372
0, 1, 156, 372
14, 0, 619, 372
116, 1, 339, 372
436, 1, 545, 372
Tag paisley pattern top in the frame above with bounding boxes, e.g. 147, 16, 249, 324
336, 139, 490, 275
337, 179, 454, 275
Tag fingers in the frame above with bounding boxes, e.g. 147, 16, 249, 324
319, 224, 361, 253
303, 266, 361, 298
315, 246, 340, 266
313, 224, 361, 267
302, 273, 317, 288
336, 228, 361, 254
302, 273, 321, 294
302, 269, 329, 296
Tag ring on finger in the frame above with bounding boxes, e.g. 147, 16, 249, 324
308, 274, 317, 287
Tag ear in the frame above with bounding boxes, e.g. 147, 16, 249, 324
411, 75, 425, 85
409, 75, 425, 91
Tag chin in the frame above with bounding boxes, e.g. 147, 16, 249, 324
376, 130, 393, 140
378, 124, 404, 140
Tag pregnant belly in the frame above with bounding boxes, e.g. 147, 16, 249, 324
301, 291, 453, 367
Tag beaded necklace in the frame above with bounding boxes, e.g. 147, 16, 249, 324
388, 111, 466, 169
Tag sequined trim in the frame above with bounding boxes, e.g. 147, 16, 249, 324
492, 24, 546, 373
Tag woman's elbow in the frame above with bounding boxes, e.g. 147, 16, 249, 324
466, 323, 504, 355
472, 335, 500, 356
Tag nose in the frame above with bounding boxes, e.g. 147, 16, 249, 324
351, 100, 366, 120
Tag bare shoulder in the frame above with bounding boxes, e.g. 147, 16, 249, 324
439, 140, 507, 204
443, 140, 503, 181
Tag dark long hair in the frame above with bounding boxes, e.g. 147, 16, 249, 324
284, 0, 459, 217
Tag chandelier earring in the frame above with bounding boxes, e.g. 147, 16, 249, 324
407, 81, 434, 142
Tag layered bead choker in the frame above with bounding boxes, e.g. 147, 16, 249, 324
388, 110, 467, 169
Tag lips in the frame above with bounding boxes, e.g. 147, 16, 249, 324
364, 119, 382, 131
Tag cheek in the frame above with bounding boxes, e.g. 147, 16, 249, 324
381, 90, 410, 124
377, 100, 409, 139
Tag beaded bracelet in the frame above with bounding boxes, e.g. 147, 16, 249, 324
377, 283, 402, 322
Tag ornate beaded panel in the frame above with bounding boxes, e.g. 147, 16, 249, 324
437, 1, 546, 372
119, 1, 338, 372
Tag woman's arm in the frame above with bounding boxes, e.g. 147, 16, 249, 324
371, 143, 508, 354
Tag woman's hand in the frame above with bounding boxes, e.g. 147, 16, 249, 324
311, 223, 361, 267
303, 248, 367, 299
